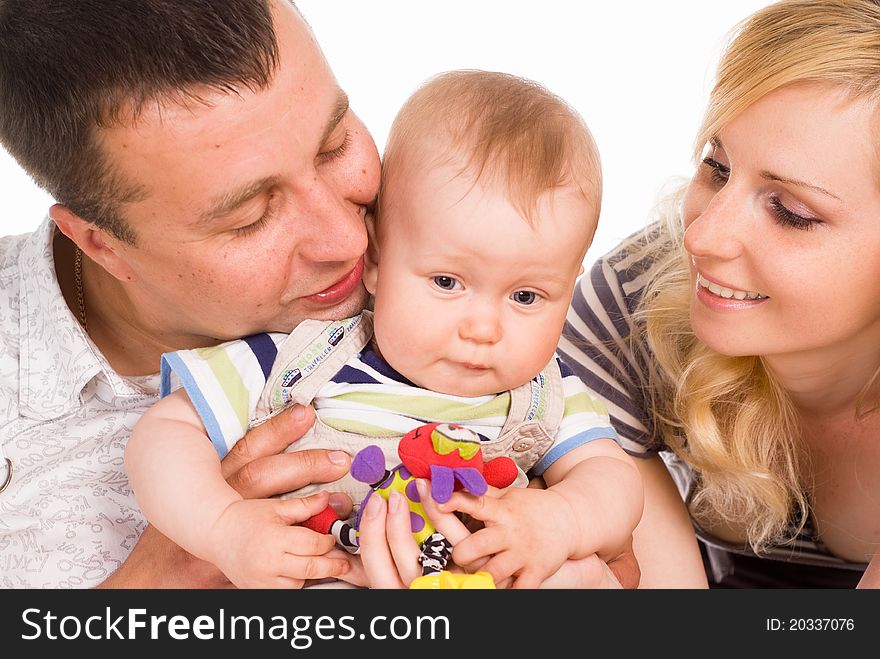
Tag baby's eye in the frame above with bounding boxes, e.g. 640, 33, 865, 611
433, 275, 461, 291
511, 290, 538, 305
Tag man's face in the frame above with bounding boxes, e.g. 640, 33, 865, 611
98, 1, 380, 344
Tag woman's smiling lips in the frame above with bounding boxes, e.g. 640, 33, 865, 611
305, 257, 365, 306
694, 272, 769, 311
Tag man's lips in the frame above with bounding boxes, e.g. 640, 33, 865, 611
305, 257, 364, 305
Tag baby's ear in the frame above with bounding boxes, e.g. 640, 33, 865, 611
363, 212, 379, 295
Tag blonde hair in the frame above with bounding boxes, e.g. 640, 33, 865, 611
633, 0, 880, 551
379, 69, 601, 228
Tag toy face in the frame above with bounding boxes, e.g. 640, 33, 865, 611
398, 423, 484, 478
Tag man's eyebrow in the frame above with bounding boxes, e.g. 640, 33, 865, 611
713, 137, 840, 201
320, 89, 350, 146
198, 176, 280, 225
196, 92, 350, 227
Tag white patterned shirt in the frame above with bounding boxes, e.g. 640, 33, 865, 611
0, 219, 158, 588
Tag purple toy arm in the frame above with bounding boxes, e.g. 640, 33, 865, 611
453, 467, 487, 496
429, 466, 489, 502
351, 445, 386, 484
429, 465, 455, 503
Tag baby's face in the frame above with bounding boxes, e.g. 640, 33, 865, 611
365, 160, 596, 396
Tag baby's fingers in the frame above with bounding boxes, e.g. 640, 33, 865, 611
279, 550, 350, 583
451, 525, 508, 567
416, 479, 472, 545
274, 491, 334, 526
435, 488, 505, 523
478, 551, 527, 587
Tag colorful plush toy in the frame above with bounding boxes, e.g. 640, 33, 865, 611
304, 422, 518, 581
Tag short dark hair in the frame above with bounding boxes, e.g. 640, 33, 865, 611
0, 0, 281, 243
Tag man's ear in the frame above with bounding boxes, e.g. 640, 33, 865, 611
362, 212, 380, 295
50, 204, 137, 282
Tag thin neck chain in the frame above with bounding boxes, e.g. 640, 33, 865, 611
74, 247, 87, 332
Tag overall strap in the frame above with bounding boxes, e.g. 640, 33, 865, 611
499, 357, 566, 439
254, 311, 374, 420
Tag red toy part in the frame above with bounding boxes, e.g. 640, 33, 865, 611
398, 422, 481, 477
483, 456, 517, 489
397, 422, 518, 491
301, 505, 341, 534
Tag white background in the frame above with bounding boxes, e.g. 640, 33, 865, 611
0, 0, 771, 266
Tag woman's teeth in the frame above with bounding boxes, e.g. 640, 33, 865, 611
697, 273, 766, 300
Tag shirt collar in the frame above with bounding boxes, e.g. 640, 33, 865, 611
17, 219, 147, 420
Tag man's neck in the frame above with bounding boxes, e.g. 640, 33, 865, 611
55, 232, 199, 376
83, 269, 170, 376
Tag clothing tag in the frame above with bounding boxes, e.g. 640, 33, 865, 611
271, 314, 363, 408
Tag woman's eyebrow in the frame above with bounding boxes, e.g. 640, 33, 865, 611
759, 170, 841, 200
715, 137, 841, 200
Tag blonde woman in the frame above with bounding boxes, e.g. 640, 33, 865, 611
559, 0, 880, 588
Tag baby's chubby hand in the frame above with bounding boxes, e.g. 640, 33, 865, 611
208, 491, 350, 588
438, 485, 577, 588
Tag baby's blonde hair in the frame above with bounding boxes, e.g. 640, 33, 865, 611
633, 0, 880, 551
379, 69, 601, 231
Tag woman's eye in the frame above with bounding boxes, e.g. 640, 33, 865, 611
511, 290, 538, 305
769, 196, 822, 231
702, 156, 730, 185
433, 275, 460, 290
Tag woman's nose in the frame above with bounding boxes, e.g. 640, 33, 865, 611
683, 185, 747, 263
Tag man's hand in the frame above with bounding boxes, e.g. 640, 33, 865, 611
101, 405, 352, 588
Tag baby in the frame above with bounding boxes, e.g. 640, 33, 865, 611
126, 70, 644, 588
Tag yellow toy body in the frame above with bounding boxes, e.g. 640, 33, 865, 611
410, 570, 496, 589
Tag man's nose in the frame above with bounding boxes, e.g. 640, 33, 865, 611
295, 183, 369, 263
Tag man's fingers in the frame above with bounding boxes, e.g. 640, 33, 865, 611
220, 404, 316, 479
226, 448, 351, 499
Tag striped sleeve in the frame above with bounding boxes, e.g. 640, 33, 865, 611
159, 332, 288, 458
530, 356, 618, 475
557, 226, 666, 456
